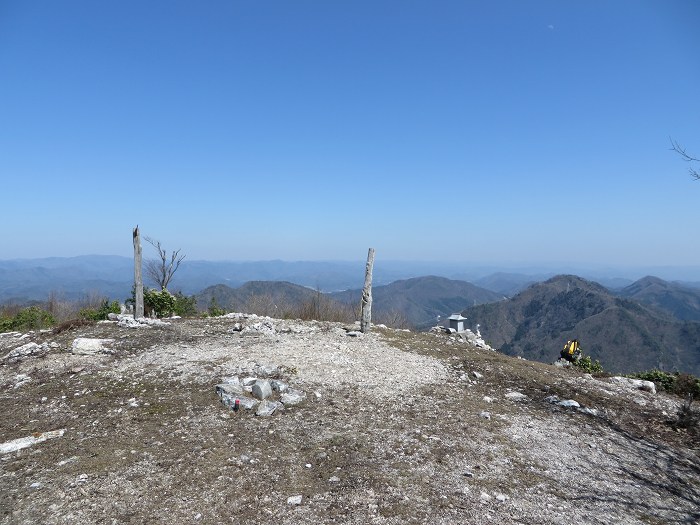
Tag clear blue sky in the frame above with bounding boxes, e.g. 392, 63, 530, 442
1, 0, 699, 268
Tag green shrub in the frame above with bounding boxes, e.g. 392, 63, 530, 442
629, 370, 676, 392
208, 297, 225, 317
144, 288, 176, 318
79, 299, 121, 321
628, 370, 700, 399
0, 306, 56, 332
0, 316, 14, 332
574, 355, 604, 374
173, 292, 197, 317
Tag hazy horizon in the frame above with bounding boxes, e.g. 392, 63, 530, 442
2, 253, 700, 282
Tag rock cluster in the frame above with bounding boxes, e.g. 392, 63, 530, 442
109, 314, 171, 329
215, 367, 306, 417
430, 325, 494, 350
2, 341, 51, 363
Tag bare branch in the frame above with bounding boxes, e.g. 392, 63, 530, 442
144, 236, 186, 289
670, 138, 700, 180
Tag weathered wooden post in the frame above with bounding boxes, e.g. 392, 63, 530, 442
133, 226, 144, 319
360, 248, 375, 333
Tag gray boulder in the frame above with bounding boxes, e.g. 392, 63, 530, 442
252, 380, 272, 400
255, 364, 279, 376
216, 382, 245, 396
271, 379, 288, 393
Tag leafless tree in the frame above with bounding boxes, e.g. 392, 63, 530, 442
670, 138, 700, 180
144, 237, 186, 290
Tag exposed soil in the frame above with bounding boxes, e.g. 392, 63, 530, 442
1, 315, 698, 524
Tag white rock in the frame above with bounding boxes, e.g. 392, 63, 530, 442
287, 495, 303, 505
505, 392, 528, 401
281, 389, 306, 406
557, 399, 580, 408
482, 396, 494, 403
472, 371, 483, 380
117, 315, 143, 328
480, 411, 491, 419
0, 429, 66, 455
13, 374, 31, 389
71, 338, 115, 355
242, 321, 275, 335
255, 399, 283, 416
610, 376, 656, 394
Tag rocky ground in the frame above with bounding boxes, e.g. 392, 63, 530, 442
1, 314, 698, 525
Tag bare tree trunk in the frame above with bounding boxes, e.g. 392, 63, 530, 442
133, 226, 144, 319
360, 248, 375, 333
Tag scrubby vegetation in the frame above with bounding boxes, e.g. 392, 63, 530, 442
674, 395, 699, 432
144, 288, 176, 318
0, 305, 55, 333
207, 297, 225, 317
173, 292, 197, 317
573, 355, 605, 375
628, 369, 700, 399
79, 299, 121, 321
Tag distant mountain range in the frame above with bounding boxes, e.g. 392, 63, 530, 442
3, 255, 700, 305
331, 276, 503, 329
618, 275, 700, 321
3, 255, 700, 375
462, 275, 700, 375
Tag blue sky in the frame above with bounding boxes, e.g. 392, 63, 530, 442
1, 1, 699, 269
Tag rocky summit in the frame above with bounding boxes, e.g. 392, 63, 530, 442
1, 313, 698, 524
